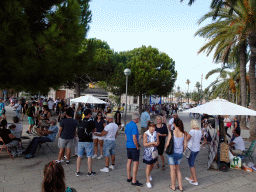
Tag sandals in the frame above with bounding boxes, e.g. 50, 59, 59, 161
155, 163, 159, 169
169, 185, 176, 191
162, 165, 165, 171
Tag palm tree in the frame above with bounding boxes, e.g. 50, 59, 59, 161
186, 79, 191, 104
195, 1, 251, 129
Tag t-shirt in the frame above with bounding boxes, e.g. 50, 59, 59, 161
14, 103, 22, 111
46, 125, 59, 141
168, 118, 174, 130
188, 129, 202, 152
94, 119, 105, 132
0, 102, 5, 110
48, 101, 55, 110
0, 128, 12, 144
140, 111, 150, 128
125, 121, 139, 148
77, 118, 95, 142
233, 136, 245, 151
104, 122, 118, 140
60, 118, 78, 140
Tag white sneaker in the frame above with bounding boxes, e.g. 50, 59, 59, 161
100, 167, 109, 172
64, 155, 67, 159
149, 175, 152, 181
92, 154, 97, 159
146, 182, 152, 188
109, 165, 115, 170
97, 155, 103, 159
189, 180, 198, 186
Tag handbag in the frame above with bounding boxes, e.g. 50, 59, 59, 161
165, 130, 174, 155
152, 150, 158, 159
227, 122, 232, 128
183, 147, 191, 158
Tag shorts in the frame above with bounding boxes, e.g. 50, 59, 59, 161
167, 152, 183, 165
93, 132, 105, 140
127, 148, 140, 161
58, 138, 73, 149
143, 158, 157, 165
103, 140, 116, 157
28, 117, 35, 125
188, 151, 199, 167
77, 142, 93, 157
141, 127, 147, 135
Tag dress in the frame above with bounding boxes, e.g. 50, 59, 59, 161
155, 124, 168, 155
143, 130, 158, 164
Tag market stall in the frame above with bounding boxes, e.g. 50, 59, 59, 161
182, 99, 256, 171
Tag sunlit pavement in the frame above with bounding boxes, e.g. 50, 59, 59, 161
0, 107, 255, 192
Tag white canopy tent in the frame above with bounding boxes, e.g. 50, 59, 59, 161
182, 98, 256, 116
70, 94, 106, 104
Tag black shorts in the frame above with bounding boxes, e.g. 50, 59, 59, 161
127, 148, 140, 161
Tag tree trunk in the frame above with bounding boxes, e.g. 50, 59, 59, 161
75, 80, 81, 98
248, 32, 256, 141
139, 92, 143, 115
240, 41, 248, 129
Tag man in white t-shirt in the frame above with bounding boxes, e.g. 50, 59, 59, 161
94, 113, 119, 172
168, 113, 178, 131
229, 130, 245, 155
48, 99, 55, 115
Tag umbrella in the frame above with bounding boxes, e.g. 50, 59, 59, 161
70, 94, 106, 104
182, 98, 256, 116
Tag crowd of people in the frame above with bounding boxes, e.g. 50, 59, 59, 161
0, 97, 248, 191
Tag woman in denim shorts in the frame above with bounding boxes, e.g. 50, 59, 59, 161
185, 120, 202, 186
165, 118, 187, 191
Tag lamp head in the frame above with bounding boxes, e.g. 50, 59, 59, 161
124, 68, 131, 76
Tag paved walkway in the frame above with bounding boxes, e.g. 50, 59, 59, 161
0, 107, 256, 192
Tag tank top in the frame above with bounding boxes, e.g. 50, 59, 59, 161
174, 133, 184, 154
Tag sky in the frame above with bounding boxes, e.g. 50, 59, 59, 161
87, 0, 220, 93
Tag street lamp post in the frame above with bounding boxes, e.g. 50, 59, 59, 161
124, 68, 131, 127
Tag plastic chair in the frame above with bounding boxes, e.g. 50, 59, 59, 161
239, 140, 256, 163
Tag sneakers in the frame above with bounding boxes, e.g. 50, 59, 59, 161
131, 181, 143, 186
24, 154, 34, 159
87, 171, 96, 177
189, 180, 198, 186
185, 177, 193, 182
149, 175, 152, 181
97, 155, 103, 160
127, 177, 133, 182
100, 167, 109, 172
109, 165, 115, 170
55, 159, 65, 163
92, 154, 97, 159
76, 172, 80, 177
66, 160, 70, 165
146, 182, 152, 188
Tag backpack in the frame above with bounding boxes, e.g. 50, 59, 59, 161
26, 106, 32, 116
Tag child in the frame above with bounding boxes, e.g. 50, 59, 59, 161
143, 122, 159, 188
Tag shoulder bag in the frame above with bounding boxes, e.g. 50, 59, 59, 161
183, 131, 194, 158
165, 130, 174, 155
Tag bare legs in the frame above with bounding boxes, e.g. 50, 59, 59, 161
170, 165, 183, 190
146, 164, 154, 183
127, 159, 139, 183
189, 166, 198, 183
93, 139, 103, 156
105, 155, 115, 167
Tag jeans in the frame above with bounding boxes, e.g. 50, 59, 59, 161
15, 110, 20, 118
25, 137, 52, 155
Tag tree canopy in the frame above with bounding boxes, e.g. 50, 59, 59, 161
111, 45, 177, 113
0, 0, 91, 94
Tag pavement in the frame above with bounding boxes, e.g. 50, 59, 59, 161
1, 106, 256, 192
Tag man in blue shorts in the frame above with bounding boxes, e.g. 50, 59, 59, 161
76, 109, 96, 177
125, 113, 143, 186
